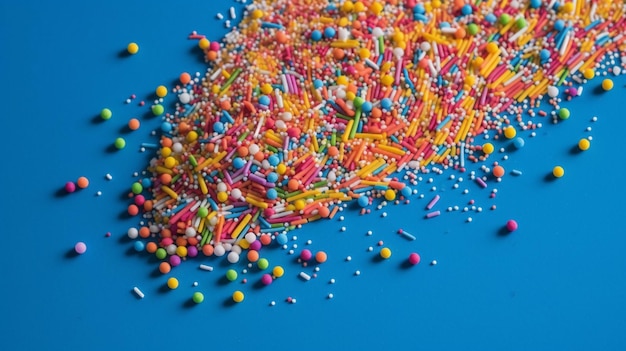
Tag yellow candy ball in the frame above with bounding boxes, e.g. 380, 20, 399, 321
261, 83, 273, 95
273, 266, 285, 278
358, 48, 371, 59
345, 91, 356, 101
482, 142, 495, 154
294, 199, 306, 211
602, 78, 613, 91
380, 247, 392, 259
369, 1, 383, 15
176, 246, 188, 257
338, 17, 349, 27
353, 1, 365, 12
473, 57, 484, 68
384, 189, 396, 201
217, 191, 229, 203
583, 68, 595, 80
167, 277, 179, 289
504, 126, 517, 139
432, 0, 442, 8
392, 31, 405, 43
337, 75, 349, 86
232, 290, 245, 303
164, 156, 177, 169
211, 85, 220, 94
161, 147, 172, 157
381, 74, 394, 86
341, 1, 354, 12
465, 75, 476, 87
156, 85, 168, 98
186, 130, 198, 142
276, 163, 287, 175
578, 138, 590, 151
127, 42, 139, 54
552, 166, 565, 178
486, 42, 499, 55
198, 38, 210, 50
560, 2, 574, 13
251, 9, 264, 19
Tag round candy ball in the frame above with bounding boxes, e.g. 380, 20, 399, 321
380, 247, 392, 259
552, 166, 565, 178
100, 108, 112, 120
65, 181, 76, 193
513, 137, 525, 149
300, 249, 312, 261
358, 195, 369, 207
225, 269, 238, 282
558, 108, 570, 120
127, 42, 139, 54
408, 253, 421, 265
232, 290, 245, 303
602, 79, 614, 91
506, 220, 518, 232
114, 137, 126, 149
578, 138, 590, 151
167, 277, 179, 289
192, 292, 204, 304
257, 258, 269, 270
261, 273, 273, 285
74, 242, 87, 254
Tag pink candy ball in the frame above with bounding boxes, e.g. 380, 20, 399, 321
506, 220, 518, 232
249, 240, 262, 251
261, 273, 273, 285
300, 249, 312, 261
408, 252, 420, 265
134, 195, 145, 206
169, 255, 181, 267
74, 242, 87, 254
65, 182, 76, 193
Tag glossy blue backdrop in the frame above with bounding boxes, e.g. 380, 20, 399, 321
1, 1, 625, 350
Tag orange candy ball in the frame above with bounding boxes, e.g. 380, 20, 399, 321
179, 72, 191, 85
492, 165, 505, 178
315, 251, 328, 263
77, 176, 89, 189
159, 262, 171, 274
128, 118, 140, 131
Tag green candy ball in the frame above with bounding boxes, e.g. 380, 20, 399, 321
155, 248, 167, 260
100, 108, 112, 120
152, 104, 164, 116
131, 182, 143, 194
114, 137, 126, 149
467, 23, 479, 36
515, 18, 527, 30
558, 108, 570, 120
226, 269, 238, 281
499, 14, 511, 25
192, 292, 204, 304
197, 207, 209, 218
257, 258, 269, 270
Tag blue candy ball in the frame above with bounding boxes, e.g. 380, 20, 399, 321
311, 30, 322, 41
313, 79, 323, 89
259, 95, 271, 106
266, 188, 278, 200
530, 0, 541, 8
554, 19, 565, 32
276, 233, 288, 245
134, 241, 145, 252
233, 157, 246, 169
513, 137, 525, 149
361, 101, 373, 113
324, 27, 336, 39
267, 172, 279, 183
358, 195, 369, 208
461, 4, 472, 16
401, 186, 412, 198
539, 49, 551, 62
381, 98, 393, 110
213, 121, 225, 133
161, 122, 172, 133
268, 155, 280, 166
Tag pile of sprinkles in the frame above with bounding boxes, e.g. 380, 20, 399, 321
70, 0, 626, 303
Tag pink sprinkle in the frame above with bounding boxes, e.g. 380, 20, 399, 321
426, 195, 440, 210
426, 210, 441, 218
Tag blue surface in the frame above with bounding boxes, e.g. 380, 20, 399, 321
2, 1, 626, 350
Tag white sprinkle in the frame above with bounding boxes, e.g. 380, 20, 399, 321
340, 226, 346, 232
96, 191, 102, 196
230, 6, 236, 19
270, 301, 276, 306
192, 282, 198, 287
216, 13, 224, 20
328, 293, 334, 299
366, 230, 373, 236
199, 264, 214, 271
367, 246, 373, 251
330, 278, 336, 284
105, 173, 113, 180
355, 270, 361, 276
346, 256, 352, 261
430, 260, 438, 266
133, 287, 145, 299
299, 272, 311, 281
291, 298, 297, 304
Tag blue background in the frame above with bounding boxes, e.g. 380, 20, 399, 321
1, 1, 625, 350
